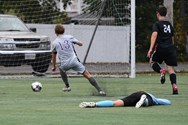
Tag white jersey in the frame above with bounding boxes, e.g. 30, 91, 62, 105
52, 34, 79, 66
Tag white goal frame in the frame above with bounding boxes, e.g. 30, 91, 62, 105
130, 0, 136, 78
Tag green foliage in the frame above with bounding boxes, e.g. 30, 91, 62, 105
173, 0, 188, 61
82, 0, 130, 25
0, 0, 70, 24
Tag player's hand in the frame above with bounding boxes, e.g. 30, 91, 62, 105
149, 59, 153, 64
147, 49, 152, 58
52, 66, 56, 72
77, 41, 83, 46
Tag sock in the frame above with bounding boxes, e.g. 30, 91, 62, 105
59, 69, 69, 87
151, 62, 161, 73
65, 83, 70, 88
96, 100, 114, 107
156, 98, 171, 105
88, 77, 101, 92
170, 73, 176, 85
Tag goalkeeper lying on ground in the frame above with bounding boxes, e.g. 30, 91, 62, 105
79, 91, 171, 108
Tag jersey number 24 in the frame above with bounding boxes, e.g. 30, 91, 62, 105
163, 24, 171, 33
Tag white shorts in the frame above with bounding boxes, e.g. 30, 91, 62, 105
59, 58, 85, 74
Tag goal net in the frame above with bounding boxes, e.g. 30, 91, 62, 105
0, 0, 135, 78
70, 0, 135, 77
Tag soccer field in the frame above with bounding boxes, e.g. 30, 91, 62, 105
0, 74, 187, 125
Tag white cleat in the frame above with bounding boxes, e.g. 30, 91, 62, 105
79, 102, 96, 108
63, 86, 71, 92
135, 94, 147, 108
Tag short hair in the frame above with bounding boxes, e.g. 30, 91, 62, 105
55, 24, 65, 34
156, 6, 167, 16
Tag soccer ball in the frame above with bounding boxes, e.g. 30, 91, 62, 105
31, 81, 42, 92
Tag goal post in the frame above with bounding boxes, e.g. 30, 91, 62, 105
130, 0, 136, 78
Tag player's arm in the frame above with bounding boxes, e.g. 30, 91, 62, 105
70, 35, 83, 46
52, 51, 57, 71
72, 41, 83, 46
147, 31, 157, 58
51, 43, 57, 71
76, 41, 83, 46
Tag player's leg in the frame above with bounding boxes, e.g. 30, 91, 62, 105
72, 60, 106, 96
94, 100, 124, 107
165, 49, 178, 94
95, 100, 124, 107
59, 67, 71, 92
151, 62, 161, 73
79, 100, 124, 108
148, 93, 171, 105
155, 98, 171, 105
83, 70, 106, 96
151, 62, 166, 84
150, 51, 166, 84
167, 66, 178, 94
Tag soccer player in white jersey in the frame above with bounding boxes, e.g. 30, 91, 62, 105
51, 24, 106, 96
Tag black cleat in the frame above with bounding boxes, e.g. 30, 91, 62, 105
172, 84, 178, 95
160, 69, 166, 84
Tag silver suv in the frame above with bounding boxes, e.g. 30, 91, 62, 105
0, 14, 51, 73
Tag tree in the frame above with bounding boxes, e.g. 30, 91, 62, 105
163, 0, 174, 24
0, 0, 70, 24
82, 0, 130, 25
173, 0, 188, 61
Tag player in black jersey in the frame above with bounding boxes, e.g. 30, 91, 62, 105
147, 6, 178, 94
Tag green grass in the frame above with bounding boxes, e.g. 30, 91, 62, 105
0, 74, 188, 125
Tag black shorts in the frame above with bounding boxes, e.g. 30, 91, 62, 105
120, 91, 154, 106
151, 46, 177, 66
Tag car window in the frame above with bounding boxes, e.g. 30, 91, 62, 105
0, 16, 29, 31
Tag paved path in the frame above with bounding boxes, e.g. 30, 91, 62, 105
136, 63, 188, 73
0, 63, 187, 76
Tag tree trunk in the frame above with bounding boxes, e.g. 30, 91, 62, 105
163, 0, 174, 25
180, 0, 185, 17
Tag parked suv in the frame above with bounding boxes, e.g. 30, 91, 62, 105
0, 14, 51, 73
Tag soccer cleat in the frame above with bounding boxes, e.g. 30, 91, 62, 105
172, 84, 178, 95
62, 86, 71, 92
79, 102, 96, 108
160, 69, 166, 84
99, 91, 106, 96
135, 94, 147, 108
